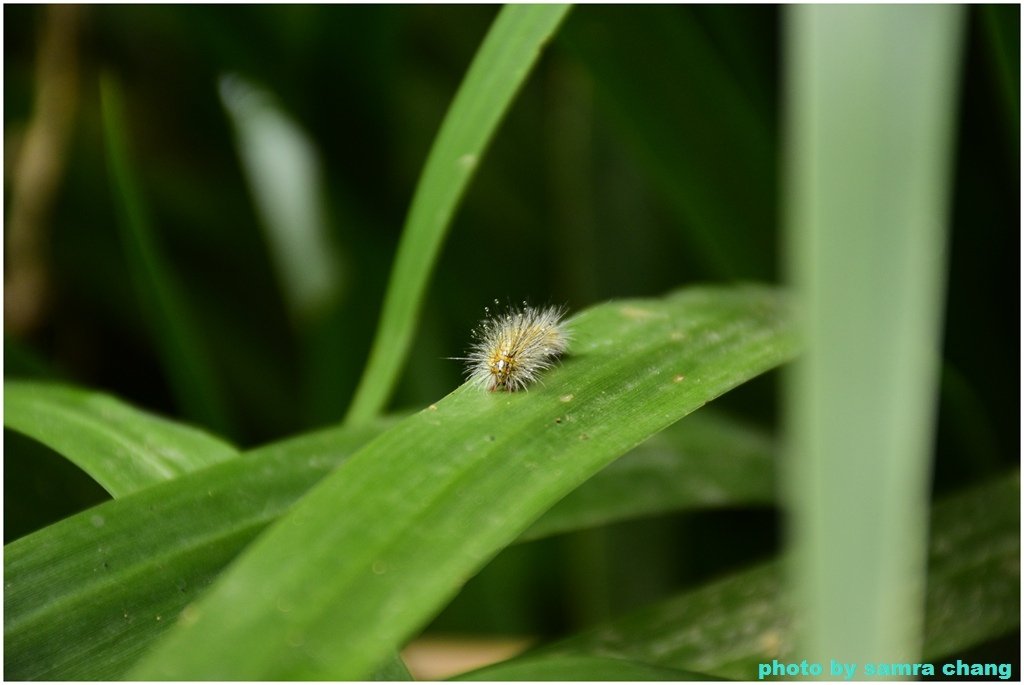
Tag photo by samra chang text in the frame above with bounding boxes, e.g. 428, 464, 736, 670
758, 658, 1014, 680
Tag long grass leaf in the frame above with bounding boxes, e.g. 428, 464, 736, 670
4, 380, 237, 498
345, 5, 572, 424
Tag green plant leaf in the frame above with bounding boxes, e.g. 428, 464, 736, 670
3, 400, 777, 679
518, 472, 1019, 680
554, 555, 784, 679
218, 72, 342, 323
520, 408, 775, 542
373, 651, 415, 681
2, 419, 393, 680
3, 380, 237, 498
980, 5, 1020, 147
919, 474, 1021, 661
130, 285, 798, 679
454, 654, 720, 681
345, 4, 572, 424
99, 73, 234, 435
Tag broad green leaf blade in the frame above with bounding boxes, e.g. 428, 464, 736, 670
454, 654, 719, 681
526, 472, 1019, 680
3, 380, 237, 498
99, 73, 233, 435
521, 409, 775, 542
3, 419, 393, 680
131, 285, 798, 680
3, 401, 774, 678
345, 4, 571, 424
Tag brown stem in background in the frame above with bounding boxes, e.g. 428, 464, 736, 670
5, 5, 82, 334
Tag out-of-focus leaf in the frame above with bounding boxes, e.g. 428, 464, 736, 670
522, 409, 775, 541
219, 73, 343, 323
980, 5, 1019, 147
130, 285, 798, 680
3, 380, 237, 498
454, 654, 720, 681
920, 474, 1021, 660
372, 651, 414, 681
518, 472, 1019, 680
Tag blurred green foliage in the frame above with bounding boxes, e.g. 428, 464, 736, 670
4, 3, 1018, 656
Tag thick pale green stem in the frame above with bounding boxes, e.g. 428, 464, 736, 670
784, 5, 964, 664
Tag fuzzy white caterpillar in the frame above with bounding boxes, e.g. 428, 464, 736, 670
462, 302, 570, 392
